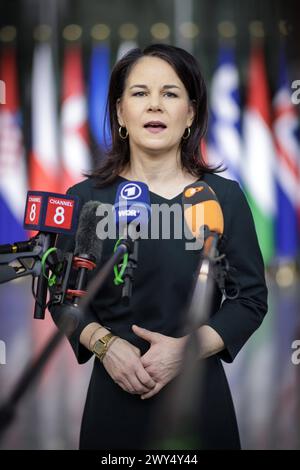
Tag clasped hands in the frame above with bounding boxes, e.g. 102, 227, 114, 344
102, 325, 187, 400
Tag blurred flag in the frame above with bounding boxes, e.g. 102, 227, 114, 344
30, 42, 60, 193
273, 46, 300, 260
29, 40, 60, 376
88, 42, 111, 152
243, 43, 276, 265
116, 40, 138, 60
207, 43, 242, 182
0, 42, 31, 399
0, 45, 27, 243
61, 44, 91, 193
0, 45, 34, 448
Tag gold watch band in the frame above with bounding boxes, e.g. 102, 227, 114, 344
92, 333, 116, 362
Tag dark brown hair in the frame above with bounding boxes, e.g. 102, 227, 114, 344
89, 43, 221, 187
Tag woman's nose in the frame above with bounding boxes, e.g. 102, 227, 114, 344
147, 94, 163, 111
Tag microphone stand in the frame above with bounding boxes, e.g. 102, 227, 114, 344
0, 238, 134, 441
150, 232, 227, 449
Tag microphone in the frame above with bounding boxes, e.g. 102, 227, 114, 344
182, 181, 224, 256
68, 201, 103, 305
184, 182, 239, 304
50, 201, 103, 336
114, 180, 151, 238
113, 181, 151, 301
0, 191, 80, 321
182, 181, 226, 329
27, 191, 79, 320
74, 201, 103, 263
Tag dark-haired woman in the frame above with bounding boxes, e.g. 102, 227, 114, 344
54, 44, 267, 450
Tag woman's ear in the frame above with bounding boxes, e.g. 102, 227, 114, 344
187, 99, 196, 127
116, 98, 124, 127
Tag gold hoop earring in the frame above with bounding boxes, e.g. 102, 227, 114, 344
182, 127, 191, 140
119, 126, 128, 139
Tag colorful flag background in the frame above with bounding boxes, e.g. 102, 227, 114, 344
273, 45, 300, 261
88, 42, 111, 152
0, 45, 27, 243
30, 42, 60, 194
207, 43, 242, 183
243, 42, 276, 265
61, 44, 91, 193
0, 43, 33, 445
0, 32, 300, 450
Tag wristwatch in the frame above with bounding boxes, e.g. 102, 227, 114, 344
92, 333, 115, 362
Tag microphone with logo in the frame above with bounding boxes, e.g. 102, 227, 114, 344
182, 181, 227, 328
113, 180, 151, 302
25, 191, 79, 320
77, 181, 151, 314
0, 191, 80, 320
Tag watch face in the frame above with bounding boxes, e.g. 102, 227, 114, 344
93, 340, 105, 356
92, 334, 114, 360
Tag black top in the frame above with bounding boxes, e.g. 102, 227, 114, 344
52, 172, 268, 450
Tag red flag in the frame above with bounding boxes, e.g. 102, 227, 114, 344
243, 42, 276, 264
29, 42, 60, 194
61, 45, 91, 193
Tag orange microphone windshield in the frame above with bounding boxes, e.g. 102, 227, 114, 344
182, 181, 224, 239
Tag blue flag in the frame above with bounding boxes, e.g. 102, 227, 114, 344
273, 45, 300, 260
207, 44, 242, 183
88, 43, 111, 152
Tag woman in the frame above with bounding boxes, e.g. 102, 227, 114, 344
54, 44, 268, 449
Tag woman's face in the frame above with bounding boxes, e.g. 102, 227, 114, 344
116, 56, 195, 155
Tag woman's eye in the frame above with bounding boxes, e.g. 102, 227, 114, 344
164, 92, 177, 98
132, 91, 146, 97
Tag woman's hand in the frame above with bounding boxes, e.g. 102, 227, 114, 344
102, 337, 156, 395
132, 325, 187, 400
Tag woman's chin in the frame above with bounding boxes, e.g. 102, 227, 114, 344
133, 141, 178, 155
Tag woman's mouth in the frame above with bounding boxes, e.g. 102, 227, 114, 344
144, 121, 167, 134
